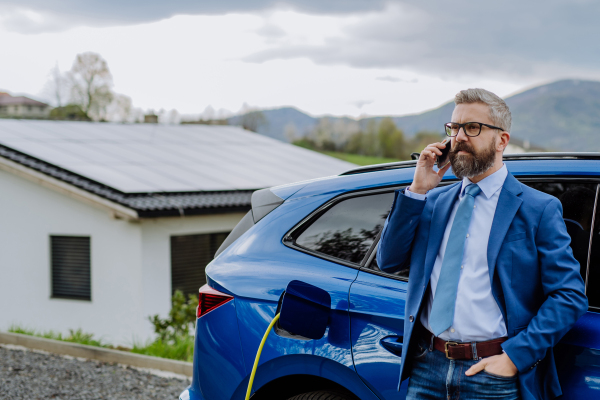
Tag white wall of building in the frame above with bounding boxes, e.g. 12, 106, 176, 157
0, 167, 245, 346
139, 213, 244, 343
0, 104, 51, 118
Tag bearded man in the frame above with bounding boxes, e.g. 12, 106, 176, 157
377, 88, 587, 400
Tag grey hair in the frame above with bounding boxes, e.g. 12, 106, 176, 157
454, 88, 512, 133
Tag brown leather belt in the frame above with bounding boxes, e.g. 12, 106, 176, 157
422, 329, 507, 360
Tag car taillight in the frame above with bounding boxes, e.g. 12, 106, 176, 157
197, 284, 233, 318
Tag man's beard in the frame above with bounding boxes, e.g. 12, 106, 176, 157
449, 138, 497, 180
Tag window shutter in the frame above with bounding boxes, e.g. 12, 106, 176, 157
170, 232, 229, 297
51, 236, 91, 301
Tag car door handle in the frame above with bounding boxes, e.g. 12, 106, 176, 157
380, 336, 403, 356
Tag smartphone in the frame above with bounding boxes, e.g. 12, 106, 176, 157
436, 138, 451, 168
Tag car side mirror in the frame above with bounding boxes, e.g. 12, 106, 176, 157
279, 280, 331, 340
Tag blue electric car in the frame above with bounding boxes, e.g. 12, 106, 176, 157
179, 153, 600, 400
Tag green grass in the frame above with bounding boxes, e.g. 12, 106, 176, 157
9, 326, 109, 348
320, 151, 401, 166
131, 336, 195, 362
8, 325, 194, 362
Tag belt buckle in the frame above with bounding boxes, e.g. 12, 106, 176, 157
444, 341, 459, 359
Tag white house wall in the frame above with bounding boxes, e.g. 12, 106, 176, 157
139, 212, 245, 335
0, 166, 247, 346
0, 168, 145, 345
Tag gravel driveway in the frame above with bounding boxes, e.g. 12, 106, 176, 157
0, 344, 190, 400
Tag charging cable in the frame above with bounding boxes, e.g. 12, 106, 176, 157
245, 313, 281, 400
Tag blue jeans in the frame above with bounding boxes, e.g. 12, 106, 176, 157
406, 336, 520, 400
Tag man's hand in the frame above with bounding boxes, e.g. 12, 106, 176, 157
408, 142, 452, 194
465, 353, 518, 378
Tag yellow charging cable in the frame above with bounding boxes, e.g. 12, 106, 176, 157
245, 313, 281, 400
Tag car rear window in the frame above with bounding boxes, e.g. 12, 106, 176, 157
585, 188, 600, 311
524, 182, 597, 279
294, 192, 395, 264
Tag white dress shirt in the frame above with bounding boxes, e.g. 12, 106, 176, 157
405, 164, 508, 341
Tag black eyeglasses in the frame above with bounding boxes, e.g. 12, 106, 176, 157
444, 122, 505, 137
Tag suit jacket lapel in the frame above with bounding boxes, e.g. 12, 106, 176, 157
487, 173, 523, 282
423, 182, 462, 282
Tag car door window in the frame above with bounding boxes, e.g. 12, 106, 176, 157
294, 192, 395, 264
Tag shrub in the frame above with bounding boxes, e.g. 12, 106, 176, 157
148, 290, 197, 343
133, 290, 197, 361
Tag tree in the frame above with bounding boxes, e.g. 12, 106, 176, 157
240, 110, 267, 132
409, 131, 445, 155
284, 122, 298, 142
106, 94, 133, 123
201, 105, 215, 121
342, 118, 409, 160
344, 120, 381, 157
378, 117, 408, 159
69, 52, 114, 121
43, 63, 70, 107
305, 117, 360, 151
49, 105, 91, 121
167, 109, 180, 125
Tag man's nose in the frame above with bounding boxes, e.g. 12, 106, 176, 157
456, 126, 469, 141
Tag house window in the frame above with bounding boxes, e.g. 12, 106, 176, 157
50, 236, 91, 301
170, 232, 229, 297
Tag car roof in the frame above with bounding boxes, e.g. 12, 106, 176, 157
340, 152, 600, 176
287, 153, 600, 202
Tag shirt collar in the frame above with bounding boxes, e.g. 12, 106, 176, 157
460, 163, 508, 200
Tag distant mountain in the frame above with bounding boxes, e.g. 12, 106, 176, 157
504, 80, 600, 151
228, 107, 318, 141
230, 79, 600, 152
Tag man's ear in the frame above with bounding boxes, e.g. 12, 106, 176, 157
498, 131, 510, 152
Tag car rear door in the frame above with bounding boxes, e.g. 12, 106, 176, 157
288, 184, 409, 400
542, 180, 600, 398
342, 185, 411, 400
348, 256, 410, 400
347, 178, 600, 400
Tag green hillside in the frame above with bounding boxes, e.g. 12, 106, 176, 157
504, 80, 600, 151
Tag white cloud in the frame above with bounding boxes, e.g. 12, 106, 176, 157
0, 0, 390, 33
244, 2, 600, 83
375, 76, 417, 83
0, 10, 551, 118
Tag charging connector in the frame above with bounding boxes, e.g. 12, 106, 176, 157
245, 313, 280, 400
244, 280, 331, 399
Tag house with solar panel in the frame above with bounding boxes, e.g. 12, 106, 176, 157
0, 119, 355, 344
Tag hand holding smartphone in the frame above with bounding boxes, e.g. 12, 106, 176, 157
436, 138, 451, 169
410, 139, 452, 194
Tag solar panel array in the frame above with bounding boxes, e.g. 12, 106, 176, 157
0, 120, 356, 193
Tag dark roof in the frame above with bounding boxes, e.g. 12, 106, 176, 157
0, 95, 49, 107
0, 143, 252, 218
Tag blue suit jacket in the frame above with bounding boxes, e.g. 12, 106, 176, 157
377, 172, 588, 400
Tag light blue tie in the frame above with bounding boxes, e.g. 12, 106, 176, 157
429, 183, 482, 336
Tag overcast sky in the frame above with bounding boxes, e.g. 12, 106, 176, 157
1, 0, 598, 117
